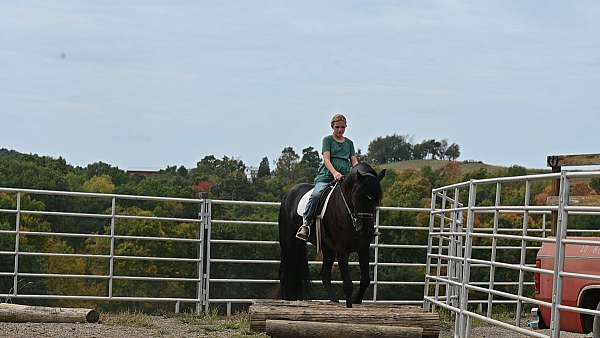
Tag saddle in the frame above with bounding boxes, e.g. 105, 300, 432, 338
296, 182, 337, 258
296, 183, 336, 218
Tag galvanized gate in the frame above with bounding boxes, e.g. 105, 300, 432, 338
424, 171, 600, 338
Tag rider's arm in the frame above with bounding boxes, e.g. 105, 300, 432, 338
323, 151, 343, 181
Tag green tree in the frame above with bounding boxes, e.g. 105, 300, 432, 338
195, 155, 245, 182
176, 166, 188, 178
436, 139, 449, 159
296, 147, 321, 183
82, 175, 115, 193
384, 169, 432, 208
367, 134, 412, 164
65, 172, 86, 191
418, 139, 438, 159
257, 157, 271, 179
274, 147, 299, 179
191, 155, 254, 200
506, 165, 527, 177
411, 143, 427, 160
445, 143, 461, 160
0, 155, 69, 190
85, 162, 129, 185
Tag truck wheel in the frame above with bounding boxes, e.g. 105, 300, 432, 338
594, 302, 600, 338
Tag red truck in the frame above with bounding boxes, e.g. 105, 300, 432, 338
534, 237, 600, 336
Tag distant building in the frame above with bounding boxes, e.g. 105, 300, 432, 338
245, 166, 258, 181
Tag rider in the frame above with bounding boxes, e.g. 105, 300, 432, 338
296, 114, 359, 241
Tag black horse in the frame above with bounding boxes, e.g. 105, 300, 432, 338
278, 163, 385, 308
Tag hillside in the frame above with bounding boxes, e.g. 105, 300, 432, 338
379, 159, 547, 175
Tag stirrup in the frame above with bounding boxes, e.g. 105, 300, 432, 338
296, 225, 310, 241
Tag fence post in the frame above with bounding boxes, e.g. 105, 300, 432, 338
448, 187, 461, 309
196, 193, 208, 314
550, 172, 569, 338
108, 197, 116, 299
434, 191, 448, 308
459, 181, 477, 338
373, 207, 380, 302
516, 180, 531, 325
423, 191, 437, 311
487, 182, 501, 318
13, 192, 21, 298
203, 199, 212, 313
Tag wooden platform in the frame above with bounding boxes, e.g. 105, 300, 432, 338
249, 300, 439, 338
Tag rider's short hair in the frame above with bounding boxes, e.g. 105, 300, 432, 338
330, 114, 347, 128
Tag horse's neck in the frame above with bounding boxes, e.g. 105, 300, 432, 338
339, 179, 354, 208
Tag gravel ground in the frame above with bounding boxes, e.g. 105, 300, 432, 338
0, 314, 265, 338
441, 327, 592, 337
0, 316, 594, 337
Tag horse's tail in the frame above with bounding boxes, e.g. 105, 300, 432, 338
278, 197, 311, 301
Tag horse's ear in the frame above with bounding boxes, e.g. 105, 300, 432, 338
378, 169, 386, 181
357, 169, 367, 180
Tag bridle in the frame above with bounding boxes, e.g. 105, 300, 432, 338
336, 174, 377, 232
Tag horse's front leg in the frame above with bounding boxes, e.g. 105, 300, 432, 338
337, 253, 353, 308
352, 247, 370, 305
320, 249, 338, 303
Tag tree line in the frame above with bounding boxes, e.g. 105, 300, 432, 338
367, 135, 460, 164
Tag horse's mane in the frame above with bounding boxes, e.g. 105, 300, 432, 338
345, 162, 383, 202
350, 162, 377, 176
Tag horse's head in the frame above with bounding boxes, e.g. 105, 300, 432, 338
345, 163, 386, 233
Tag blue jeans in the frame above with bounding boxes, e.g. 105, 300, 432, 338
302, 181, 329, 225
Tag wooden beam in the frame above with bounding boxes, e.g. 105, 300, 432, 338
266, 319, 423, 338
0, 303, 99, 323
546, 195, 600, 206
547, 154, 600, 167
250, 300, 439, 338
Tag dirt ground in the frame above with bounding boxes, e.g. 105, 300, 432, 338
441, 327, 591, 338
0, 314, 594, 337
0, 313, 266, 338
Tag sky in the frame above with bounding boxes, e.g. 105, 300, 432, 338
1, 1, 599, 170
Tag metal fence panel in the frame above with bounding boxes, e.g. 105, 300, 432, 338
423, 171, 600, 337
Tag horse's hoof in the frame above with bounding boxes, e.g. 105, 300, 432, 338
352, 294, 363, 304
345, 301, 352, 308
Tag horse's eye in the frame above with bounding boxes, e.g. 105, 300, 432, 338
367, 195, 374, 200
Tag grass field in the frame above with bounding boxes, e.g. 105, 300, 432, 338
378, 159, 547, 175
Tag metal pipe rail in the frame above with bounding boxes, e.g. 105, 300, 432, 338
205, 202, 548, 314
424, 170, 600, 338
0, 187, 207, 311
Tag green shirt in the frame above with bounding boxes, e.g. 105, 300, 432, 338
315, 135, 356, 183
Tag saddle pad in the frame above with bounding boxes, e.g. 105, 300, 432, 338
296, 189, 314, 216
296, 186, 336, 217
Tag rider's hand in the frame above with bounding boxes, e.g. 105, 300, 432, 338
333, 171, 343, 181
